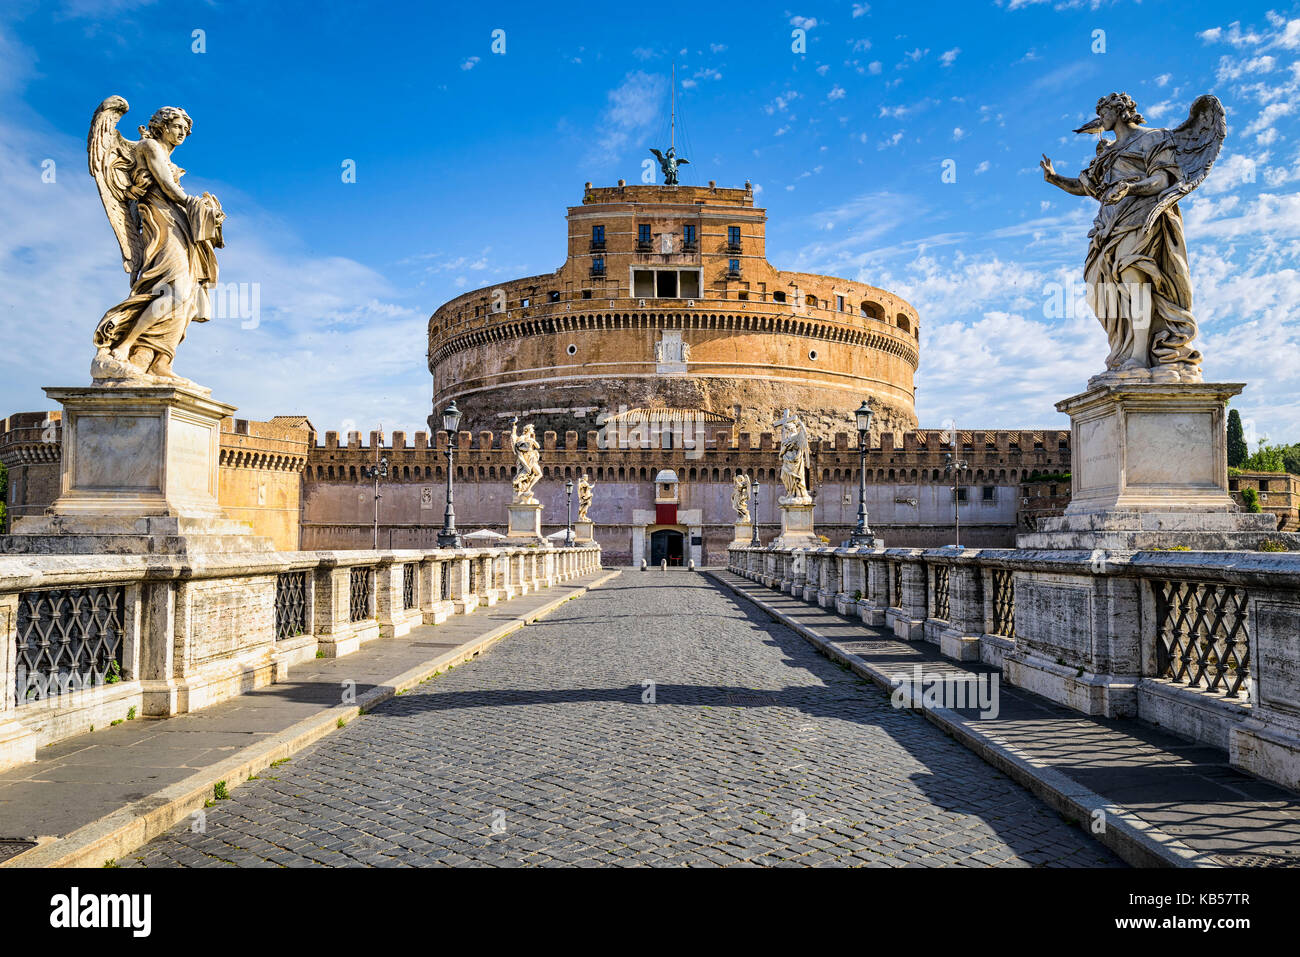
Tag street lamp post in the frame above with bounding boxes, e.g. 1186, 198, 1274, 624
943, 431, 970, 548
437, 400, 463, 548
848, 399, 874, 545
564, 479, 575, 547
362, 449, 389, 550
751, 481, 761, 546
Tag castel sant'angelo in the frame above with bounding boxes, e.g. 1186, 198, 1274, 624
3, 177, 1069, 565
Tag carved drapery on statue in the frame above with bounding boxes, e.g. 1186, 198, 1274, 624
774, 410, 812, 505
1040, 92, 1225, 385
577, 473, 594, 522
87, 96, 225, 389
510, 418, 543, 504
732, 473, 751, 523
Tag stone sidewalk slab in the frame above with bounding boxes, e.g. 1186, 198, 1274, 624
0, 569, 619, 868
708, 570, 1300, 868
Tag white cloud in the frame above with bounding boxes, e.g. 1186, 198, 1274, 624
591, 71, 666, 164
939, 48, 960, 67
828, 85, 846, 101
790, 15, 818, 30
461, 56, 480, 71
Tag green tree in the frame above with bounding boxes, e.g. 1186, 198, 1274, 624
1282, 443, 1300, 476
1241, 486, 1262, 513
1241, 443, 1287, 473
1226, 409, 1248, 468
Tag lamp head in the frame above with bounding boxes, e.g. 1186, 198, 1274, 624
854, 399, 873, 434
442, 400, 462, 434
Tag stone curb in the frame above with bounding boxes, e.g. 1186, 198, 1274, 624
705, 570, 1216, 869
2, 569, 621, 869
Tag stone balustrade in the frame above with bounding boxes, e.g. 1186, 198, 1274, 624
728, 542, 1300, 793
0, 544, 601, 770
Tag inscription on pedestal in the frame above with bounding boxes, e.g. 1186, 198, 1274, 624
73, 414, 162, 490
1256, 601, 1300, 715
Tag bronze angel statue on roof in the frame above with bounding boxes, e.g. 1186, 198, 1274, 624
1040, 92, 1226, 384
649, 146, 688, 185
87, 95, 225, 388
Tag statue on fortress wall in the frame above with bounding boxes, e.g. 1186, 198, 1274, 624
577, 473, 594, 521
87, 96, 225, 388
774, 409, 812, 505
510, 417, 543, 504
649, 146, 689, 186
732, 473, 751, 522
1041, 92, 1225, 385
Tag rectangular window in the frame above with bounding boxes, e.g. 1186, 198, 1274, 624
655, 270, 678, 298
727, 226, 741, 247
591, 225, 605, 244
954, 487, 969, 502
773, 291, 786, 303
982, 486, 995, 502
591, 256, 605, 274
836, 295, 845, 312
633, 269, 654, 298
679, 270, 700, 298
728, 258, 741, 275
638, 223, 652, 244
683, 224, 697, 246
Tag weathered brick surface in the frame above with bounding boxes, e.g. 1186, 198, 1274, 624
125, 573, 1117, 867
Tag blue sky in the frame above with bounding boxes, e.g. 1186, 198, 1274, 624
1, 0, 1297, 447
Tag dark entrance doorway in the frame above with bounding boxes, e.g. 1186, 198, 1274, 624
650, 529, 684, 567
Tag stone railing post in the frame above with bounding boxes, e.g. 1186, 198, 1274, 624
934, 551, 984, 662
885, 551, 927, 640
859, 551, 888, 627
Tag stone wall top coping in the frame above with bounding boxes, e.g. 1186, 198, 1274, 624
0, 544, 600, 591
732, 542, 1300, 588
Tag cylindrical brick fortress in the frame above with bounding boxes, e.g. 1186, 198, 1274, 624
428, 183, 920, 439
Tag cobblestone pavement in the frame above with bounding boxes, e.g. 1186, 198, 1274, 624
126, 573, 1120, 867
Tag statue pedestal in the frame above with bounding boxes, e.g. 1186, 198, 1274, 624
1018, 380, 1298, 550
733, 521, 752, 544
3, 384, 272, 555
773, 502, 818, 548
573, 520, 594, 543
506, 501, 544, 541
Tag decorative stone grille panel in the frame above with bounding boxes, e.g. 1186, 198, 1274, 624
992, 568, 1016, 639
933, 566, 950, 620
16, 586, 125, 704
274, 571, 308, 641
1154, 579, 1250, 697
349, 568, 373, 622
402, 563, 417, 610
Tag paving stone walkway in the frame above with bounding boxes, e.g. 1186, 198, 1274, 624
0, 571, 609, 860
713, 571, 1300, 868
125, 572, 1118, 867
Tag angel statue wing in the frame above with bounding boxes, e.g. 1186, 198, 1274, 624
676, 157, 690, 167
1142, 94, 1227, 235
87, 95, 145, 279
649, 147, 666, 165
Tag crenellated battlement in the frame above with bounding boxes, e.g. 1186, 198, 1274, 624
304, 425, 1070, 487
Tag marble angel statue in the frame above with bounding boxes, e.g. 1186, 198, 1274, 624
732, 473, 751, 523
577, 473, 594, 522
1040, 92, 1226, 384
87, 95, 225, 387
510, 418, 543, 503
774, 410, 812, 505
